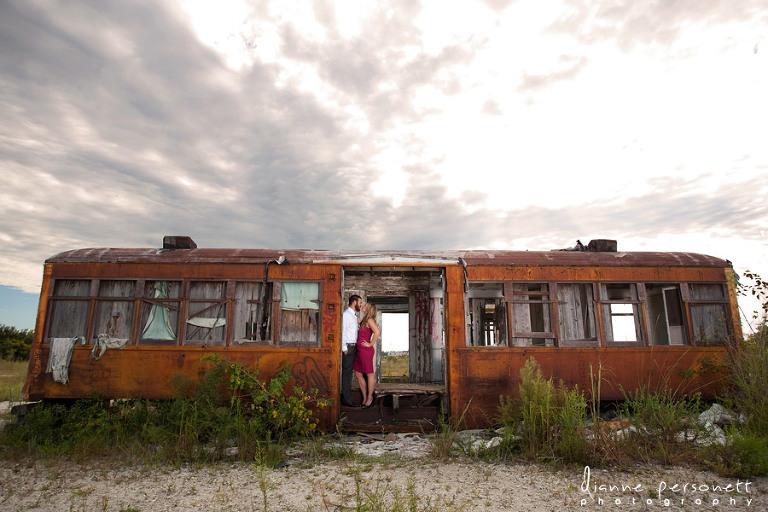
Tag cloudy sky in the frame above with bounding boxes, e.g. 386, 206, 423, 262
1, 0, 767, 331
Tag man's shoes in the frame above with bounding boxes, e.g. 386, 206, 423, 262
340, 399, 355, 407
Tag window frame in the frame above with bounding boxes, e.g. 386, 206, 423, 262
91, 279, 137, 343
465, 282, 509, 347
686, 282, 732, 346
645, 283, 688, 346
183, 280, 229, 347
275, 280, 323, 347
598, 283, 647, 348
555, 282, 600, 347
507, 282, 556, 347
137, 280, 182, 346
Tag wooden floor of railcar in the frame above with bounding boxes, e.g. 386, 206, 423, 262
341, 383, 445, 432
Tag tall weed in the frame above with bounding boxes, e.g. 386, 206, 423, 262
621, 385, 701, 464
499, 357, 589, 464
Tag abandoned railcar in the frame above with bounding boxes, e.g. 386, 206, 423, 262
23, 237, 741, 430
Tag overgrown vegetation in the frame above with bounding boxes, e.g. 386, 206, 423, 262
0, 356, 331, 463
497, 357, 589, 464
705, 270, 768, 476
619, 385, 702, 465
0, 324, 33, 362
486, 271, 768, 477
381, 353, 408, 381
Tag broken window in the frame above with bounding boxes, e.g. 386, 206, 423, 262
232, 281, 272, 344
47, 279, 90, 339
185, 281, 227, 346
139, 281, 180, 345
599, 283, 644, 345
646, 284, 686, 345
557, 283, 598, 346
279, 282, 320, 345
689, 283, 731, 345
466, 283, 508, 347
510, 283, 554, 346
92, 280, 135, 342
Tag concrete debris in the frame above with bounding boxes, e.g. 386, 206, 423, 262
698, 403, 745, 427
322, 432, 432, 458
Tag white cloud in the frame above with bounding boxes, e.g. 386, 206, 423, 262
0, 0, 766, 331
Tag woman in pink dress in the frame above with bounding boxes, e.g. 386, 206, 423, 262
353, 303, 380, 408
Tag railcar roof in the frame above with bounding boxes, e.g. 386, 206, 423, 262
47, 247, 730, 268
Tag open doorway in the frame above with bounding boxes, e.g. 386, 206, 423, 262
343, 268, 445, 384
341, 266, 446, 430
381, 312, 409, 383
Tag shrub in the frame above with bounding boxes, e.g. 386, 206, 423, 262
620, 385, 701, 464
0, 356, 331, 462
704, 426, 768, 477
499, 357, 589, 464
0, 324, 33, 361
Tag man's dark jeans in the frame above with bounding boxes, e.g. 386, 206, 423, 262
341, 344, 357, 406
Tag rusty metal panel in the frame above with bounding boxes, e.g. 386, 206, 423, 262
26, 345, 338, 429
468, 265, 728, 283
451, 347, 728, 429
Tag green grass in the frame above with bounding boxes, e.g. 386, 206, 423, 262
0, 359, 28, 402
381, 354, 408, 380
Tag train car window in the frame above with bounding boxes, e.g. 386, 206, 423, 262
466, 283, 508, 347
139, 281, 181, 345
185, 281, 228, 346
646, 284, 686, 345
557, 283, 598, 346
232, 281, 272, 344
48, 279, 91, 339
510, 283, 554, 346
279, 282, 320, 345
689, 283, 731, 345
92, 280, 136, 342
599, 283, 645, 345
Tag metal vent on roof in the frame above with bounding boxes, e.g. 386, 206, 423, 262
163, 236, 197, 250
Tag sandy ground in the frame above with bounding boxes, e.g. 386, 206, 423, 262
0, 433, 765, 512
1, 403, 765, 511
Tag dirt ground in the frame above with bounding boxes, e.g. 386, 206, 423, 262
0, 432, 765, 512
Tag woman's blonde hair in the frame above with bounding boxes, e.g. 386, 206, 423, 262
361, 302, 378, 326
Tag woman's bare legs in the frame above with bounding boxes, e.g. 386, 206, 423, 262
354, 370, 367, 406
364, 373, 375, 406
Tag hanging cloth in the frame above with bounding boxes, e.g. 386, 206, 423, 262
46, 336, 85, 384
141, 281, 176, 340
90, 333, 129, 361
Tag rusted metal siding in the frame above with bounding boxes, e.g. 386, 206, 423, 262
451, 347, 728, 428
23, 260, 344, 429
446, 263, 734, 429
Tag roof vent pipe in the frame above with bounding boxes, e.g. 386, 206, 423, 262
587, 239, 617, 252
163, 236, 197, 250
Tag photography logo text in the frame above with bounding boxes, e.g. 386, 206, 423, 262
579, 466, 754, 508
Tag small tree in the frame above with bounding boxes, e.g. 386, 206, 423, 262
0, 324, 34, 361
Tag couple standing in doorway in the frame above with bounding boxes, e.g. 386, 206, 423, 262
341, 295, 380, 408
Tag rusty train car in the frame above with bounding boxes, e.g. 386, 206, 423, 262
23, 237, 741, 430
